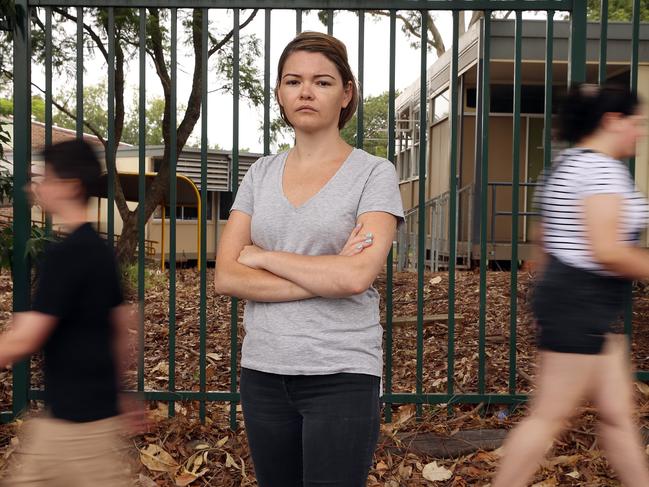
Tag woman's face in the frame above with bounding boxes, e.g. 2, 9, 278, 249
608, 108, 647, 159
277, 51, 352, 133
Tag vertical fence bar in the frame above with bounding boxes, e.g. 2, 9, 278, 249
569, 0, 587, 85
199, 7, 209, 423
384, 9, 397, 423
630, 0, 640, 98
230, 8, 240, 431
416, 9, 427, 416
356, 10, 364, 149
44, 7, 52, 235
447, 10, 459, 406
137, 7, 146, 394
478, 14, 491, 396
107, 8, 115, 248
263, 9, 271, 156
626, 0, 641, 338
76, 7, 83, 139
168, 7, 178, 418
509, 11, 522, 396
544, 11, 553, 170
296, 8, 302, 35
598, 0, 608, 85
327, 9, 333, 35
12, 0, 31, 418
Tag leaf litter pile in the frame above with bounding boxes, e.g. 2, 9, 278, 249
1, 268, 649, 485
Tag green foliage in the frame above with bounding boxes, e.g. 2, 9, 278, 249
52, 83, 110, 133
119, 262, 167, 296
122, 96, 184, 147
0, 97, 11, 117
0, 120, 9, 164
0, 0, 16, 31
0, 224, 58, 274
587, 0, 649, 21
340, 91, 395, 158
0, 168, 11, 202
0, 96, 46, 121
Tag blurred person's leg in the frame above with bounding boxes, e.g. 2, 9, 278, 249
594, 334, 649, 487
492, 351, 597, 487
240, 368, 303, 487
3, 415, 130, 487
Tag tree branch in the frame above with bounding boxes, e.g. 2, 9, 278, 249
51, 7, 109, 61
208, 9, 258, 58
367, 10, 445, 57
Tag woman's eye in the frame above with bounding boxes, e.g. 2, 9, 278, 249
317, 81, 331, 86
285, 80, 299, 85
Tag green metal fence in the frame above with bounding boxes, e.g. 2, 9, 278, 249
5, 0, 644, 428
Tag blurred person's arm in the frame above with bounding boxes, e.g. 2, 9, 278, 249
530, 221, 548, 275
112, 303, 136, 388
585, 194, 649, 279
0, 312, 57, 368
111, 303, 146, 433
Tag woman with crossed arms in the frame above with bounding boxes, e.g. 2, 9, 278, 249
215, 32, 404, 487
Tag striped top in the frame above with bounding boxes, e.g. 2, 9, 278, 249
537, 148, 649, 275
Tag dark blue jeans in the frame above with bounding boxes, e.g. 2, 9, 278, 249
240, 368, 380, 487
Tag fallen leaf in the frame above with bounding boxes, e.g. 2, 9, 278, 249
531, 478, 558, 487
422, 461, 453, 481
225, 452, 240, 470
137, 473, 158, 487
566, 470, 580, 479
174, 466, 209, 486
430, 276, 443, 285
636, 382, 649, 396
151, 362, 169, 375
139, 444, 179, 473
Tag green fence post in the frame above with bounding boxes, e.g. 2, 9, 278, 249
11, 0, 31, 420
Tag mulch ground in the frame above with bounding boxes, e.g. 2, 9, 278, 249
1, 267, 649, 486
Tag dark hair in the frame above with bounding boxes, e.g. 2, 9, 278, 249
556, 83, 640, 144
41, 139, 102, 202
275, 31, 359, 130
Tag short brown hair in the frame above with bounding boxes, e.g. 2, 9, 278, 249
275, 31, 359, 130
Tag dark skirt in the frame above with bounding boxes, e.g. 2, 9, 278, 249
532, 255, 630, 354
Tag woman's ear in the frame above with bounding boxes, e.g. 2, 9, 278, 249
341, 80, 353, 109
601, 112, 624, 132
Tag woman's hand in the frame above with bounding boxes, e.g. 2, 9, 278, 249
238, 244, 268, 269
339, 223, 374, 256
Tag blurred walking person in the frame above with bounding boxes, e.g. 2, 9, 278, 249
493, 84, 649, 487
0, 139, 141, 486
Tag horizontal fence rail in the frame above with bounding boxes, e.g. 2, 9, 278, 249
5, 0, 645, 428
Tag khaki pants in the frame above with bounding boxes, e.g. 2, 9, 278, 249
2, 415, 131, 486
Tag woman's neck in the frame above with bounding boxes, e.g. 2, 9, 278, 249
292, 127, 351, 165
576, 135, 621, 160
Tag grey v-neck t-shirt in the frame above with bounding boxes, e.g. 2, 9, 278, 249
230, 148, 404, 377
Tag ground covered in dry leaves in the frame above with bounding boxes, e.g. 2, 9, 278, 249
1, 267, 649, 486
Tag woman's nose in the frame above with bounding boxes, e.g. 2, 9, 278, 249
299, 82, 314, 99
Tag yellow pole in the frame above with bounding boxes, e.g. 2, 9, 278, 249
161, 205, 166, 272
176, 175, 202, 269
97, 198, 101, 232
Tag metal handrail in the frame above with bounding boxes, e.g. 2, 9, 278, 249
488, 181, 541, 245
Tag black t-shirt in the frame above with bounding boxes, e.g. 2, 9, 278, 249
32, 223, 123, 422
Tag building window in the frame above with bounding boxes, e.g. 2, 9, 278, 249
433, 90, 450, 123
219, 192, 234, 220
154, 192, 213, 220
